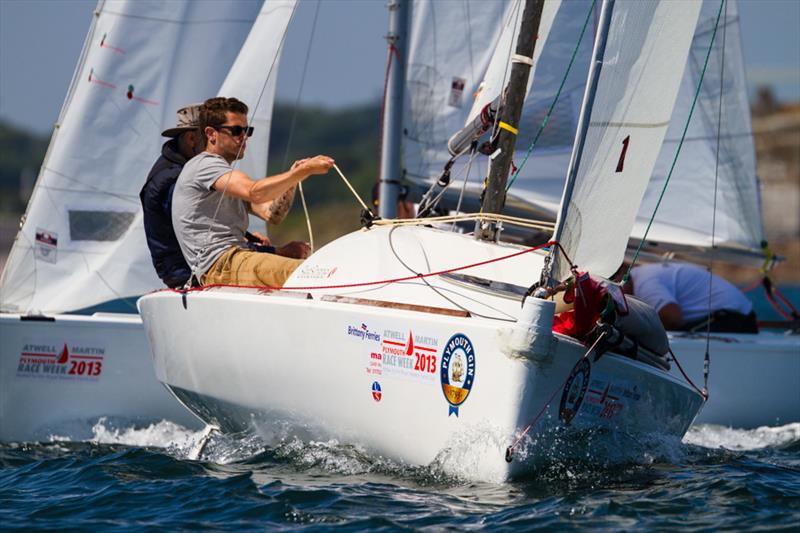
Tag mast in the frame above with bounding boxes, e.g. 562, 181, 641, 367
378, 0, 409, 219
543, 0, 614, 286
477, 0, 545, 241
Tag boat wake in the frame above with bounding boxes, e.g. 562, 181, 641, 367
684, 423, 800, 451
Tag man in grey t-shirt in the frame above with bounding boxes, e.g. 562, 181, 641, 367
172, 96, 334, 287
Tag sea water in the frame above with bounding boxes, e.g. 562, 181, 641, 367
0, 420, 798, 530
2, 286, 797, 530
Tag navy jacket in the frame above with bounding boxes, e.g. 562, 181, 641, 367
140, 139, 191, 288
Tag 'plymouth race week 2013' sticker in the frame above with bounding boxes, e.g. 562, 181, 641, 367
17, 342, 104, 381
365, 328, 440, 384
440, 333, 475, 416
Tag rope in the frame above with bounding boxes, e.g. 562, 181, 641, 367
333, 164, 373, 214
373, 212, 555, 231
624, 0, 726, 283
505, 330, 608, 463
171, 240, 553, 293
298, 181, 314, 252
669, 348, 708, 400
506, 0, 596, 191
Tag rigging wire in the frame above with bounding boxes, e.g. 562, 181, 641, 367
704, 0, 729, 395
280, 0, 322, 253
506, 0, 596, 192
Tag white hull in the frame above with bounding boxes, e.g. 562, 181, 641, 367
139, 226, 704, 480
0, 313, 202, 442
668, 332, 800, 428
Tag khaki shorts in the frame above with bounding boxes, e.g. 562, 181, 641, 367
202, 246, 303, 288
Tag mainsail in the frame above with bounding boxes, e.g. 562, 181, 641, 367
0, 0, 294, 314
551, 0, 702, 280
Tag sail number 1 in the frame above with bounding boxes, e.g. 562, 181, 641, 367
615, 135, 630, 173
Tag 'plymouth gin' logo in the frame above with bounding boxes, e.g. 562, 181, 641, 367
440, 333, 475, 416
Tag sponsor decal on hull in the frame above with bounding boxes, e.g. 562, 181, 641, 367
559, 358, 591, 424
371, 381, 382, 402
16, 342, 105, 380
347, 322, 381, 342
582, 375, 642, 421
440, 333, 475, 416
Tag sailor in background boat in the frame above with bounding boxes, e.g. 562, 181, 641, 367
622, 262, 758, 333
141, 103, 301, 289
172, 97, 334, 288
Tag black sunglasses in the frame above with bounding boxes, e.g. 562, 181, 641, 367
216, 124, 254, 137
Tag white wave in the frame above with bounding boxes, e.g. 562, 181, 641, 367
684, 422, 800, 451
88, 417, 202, 449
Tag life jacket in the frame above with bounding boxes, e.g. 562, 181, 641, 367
139, 140, 191, 288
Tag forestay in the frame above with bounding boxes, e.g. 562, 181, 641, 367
0, 0, 293, 314
551, 0, 702, 281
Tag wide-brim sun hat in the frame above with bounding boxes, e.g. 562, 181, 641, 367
161, 103, 203, 137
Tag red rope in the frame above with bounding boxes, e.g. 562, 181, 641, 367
669, 348, 708, 400
167, 241, 554, 295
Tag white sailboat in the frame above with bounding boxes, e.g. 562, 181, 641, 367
0, 0, 296, 441
139, 0, 708, 480
403, 0, 799, 428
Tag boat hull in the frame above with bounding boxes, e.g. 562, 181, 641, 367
0, 313, 202, 442
668, 332, 800, 428
139, 287, 703, 480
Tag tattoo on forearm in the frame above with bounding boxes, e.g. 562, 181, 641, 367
267, 185, 296, 224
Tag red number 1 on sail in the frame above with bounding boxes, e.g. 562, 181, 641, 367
615, 135, 630, 173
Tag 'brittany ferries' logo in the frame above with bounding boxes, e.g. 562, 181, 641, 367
347, 323, 381, 342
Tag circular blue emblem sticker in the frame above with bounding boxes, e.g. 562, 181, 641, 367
559, 358, 591, 425
440, 333, 476, 417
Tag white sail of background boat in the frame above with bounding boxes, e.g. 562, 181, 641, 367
0, 0, 296, 441
403, 0, 799, 428
138, 0, 710, 481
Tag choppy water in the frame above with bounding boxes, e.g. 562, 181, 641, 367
1, 420, 798, 530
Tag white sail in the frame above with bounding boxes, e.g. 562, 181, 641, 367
219, 0, 297, 181
403, 0, 597, 214
0, 1, 268, 314
635, 0, 763, 257
552, 0, 702, 280
403, 0, 514, 183
465, 0, 561, 125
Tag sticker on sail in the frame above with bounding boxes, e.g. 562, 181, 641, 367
34, 228, 58, 264
16, 342, 104, 380
448, 77, 466, 108
440, 333, 475, 416
559, 358, 591, 425
371, 381, 382, 402
375, 328, 438, 383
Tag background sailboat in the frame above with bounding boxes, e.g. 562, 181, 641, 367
0, 0, 296, 441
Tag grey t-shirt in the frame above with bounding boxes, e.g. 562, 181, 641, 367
172, 152, 248, 277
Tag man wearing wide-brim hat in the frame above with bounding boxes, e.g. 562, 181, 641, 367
140, 104, 206, 288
